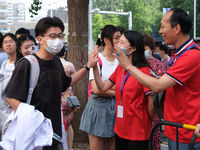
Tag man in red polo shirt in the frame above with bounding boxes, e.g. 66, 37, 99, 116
114, 8, 200, 150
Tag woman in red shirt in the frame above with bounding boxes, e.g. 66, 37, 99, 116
93, 30, 154, 150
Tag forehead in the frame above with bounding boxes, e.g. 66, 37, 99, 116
161, 11, 173, 25
113, 31, 121, 37
144, 45, 151, 50
119, 34, 128, 41
45, 27, 62, 34
21, 40, 35, 46
3, 36, 13, 41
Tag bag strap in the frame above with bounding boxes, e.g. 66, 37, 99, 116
23, 55, 40, 105
3, 59, 8, 70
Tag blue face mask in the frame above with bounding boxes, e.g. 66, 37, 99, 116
115, 46, 131, 56
144, 50, 151, 60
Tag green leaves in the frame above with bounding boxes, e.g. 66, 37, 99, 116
92, 13, 120, 41
92, 0, 162, 39
29, 0, 42, 18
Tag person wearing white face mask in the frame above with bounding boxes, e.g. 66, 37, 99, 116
143, 34, 166, 77
5, 16, 98, 150
143, 34, 166, 150
93, 30, 155, 150
42, 38, 64, 55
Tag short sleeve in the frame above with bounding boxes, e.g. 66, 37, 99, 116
166, 50, 200, 86
109, 66, 119, 84
6, 59, 30, 102
89, 63, 100, 81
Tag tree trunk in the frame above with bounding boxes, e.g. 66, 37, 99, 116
67, 0, 89, 143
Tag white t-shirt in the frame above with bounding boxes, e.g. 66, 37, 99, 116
89, 53, 119, 83
0, 59, 15, 79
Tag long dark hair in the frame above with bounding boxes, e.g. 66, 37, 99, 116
16, 34, 37, 63
123, 30, 149, 68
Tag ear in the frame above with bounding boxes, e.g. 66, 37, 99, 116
174, 24, 181, 34
131, 46, 136, 52
103, 37, 110, 45
37, 36, 44, 45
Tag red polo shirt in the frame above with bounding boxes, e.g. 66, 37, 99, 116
109, 65, 152, 140
164, 39, 200, 143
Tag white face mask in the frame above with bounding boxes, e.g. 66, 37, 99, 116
43, 38, 64, 55
144, 50, 151, 60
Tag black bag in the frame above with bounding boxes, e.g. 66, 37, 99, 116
153, 90, 166, 119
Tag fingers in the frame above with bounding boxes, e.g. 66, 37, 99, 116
195, 124, 200, 137
93, 45, 98, 53
114, 44, 125, 57
87, 46, 99, 68
113, 52, 119, 59
91, 45, 98, 58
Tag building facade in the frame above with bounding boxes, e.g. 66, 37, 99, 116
0, 0, 25, 33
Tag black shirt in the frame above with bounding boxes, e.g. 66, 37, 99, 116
7, 54, 71, 144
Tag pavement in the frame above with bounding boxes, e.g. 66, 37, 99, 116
160, 125, 168, 150
73, 128, 169, 150
73, 142, 168, 150
73, 142, 90, 150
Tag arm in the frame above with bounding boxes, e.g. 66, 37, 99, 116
114, 45, 177, 93
147, 95, 155, 120
6, 97, 21, 111
70, 46, 99, 86
93, 65, 114, 93
90, 80, 115, 97
70, 67, 89, 86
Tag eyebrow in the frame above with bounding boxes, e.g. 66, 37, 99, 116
120, 40, 127, 42
50, 32, 63, 34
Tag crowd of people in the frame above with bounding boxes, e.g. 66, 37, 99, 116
0, 7, 200, 150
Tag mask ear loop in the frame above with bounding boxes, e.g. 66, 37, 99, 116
40, 37, 47, 48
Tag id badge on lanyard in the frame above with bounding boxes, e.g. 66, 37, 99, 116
117, 104, 123, 118
117, 69, 129, 118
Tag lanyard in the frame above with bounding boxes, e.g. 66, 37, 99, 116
168, 44, 197, 66
120, 69, 130, 101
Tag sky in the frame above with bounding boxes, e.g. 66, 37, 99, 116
19, 0, 67, 21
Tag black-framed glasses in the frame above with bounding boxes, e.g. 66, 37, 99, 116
43, 33, 65, 39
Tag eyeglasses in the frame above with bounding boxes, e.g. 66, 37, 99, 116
43, 33, 65, 39
2, 40, 15, 45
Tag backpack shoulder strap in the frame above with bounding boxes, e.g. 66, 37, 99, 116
3, 59, 8, 69
23, 55, 40, 104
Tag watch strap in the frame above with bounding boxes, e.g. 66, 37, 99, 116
83, 64, 90, 71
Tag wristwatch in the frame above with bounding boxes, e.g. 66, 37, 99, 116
83, 64, 90, 71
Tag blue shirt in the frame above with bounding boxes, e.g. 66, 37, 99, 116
0, 51, 8, 82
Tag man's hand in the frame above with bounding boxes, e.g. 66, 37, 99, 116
87, 45, 99, 68
195, 124, 200, 137
113, 44, 132, 70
